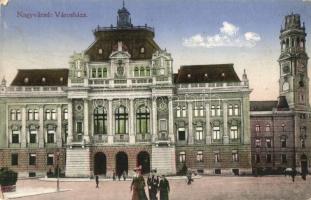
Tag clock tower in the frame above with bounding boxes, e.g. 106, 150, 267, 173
279, 13, 309, 110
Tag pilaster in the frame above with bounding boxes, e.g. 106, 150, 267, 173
223, 102, 229, 144
205, 103, 211, 144
129, 98, 135, 144
39, 106, 44, 147
152, 97, 158, 142
21, 107, 26, 148
67, 100, 73, 144
108, 99, 113, 144
168, 97, 174, 143
57, 105, 62, 147
188, 101, 193, 145
83, 99, 90, 143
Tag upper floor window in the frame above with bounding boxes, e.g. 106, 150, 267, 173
10, 109, 21, 121
178, 127, 186, 141
281, 124, 286, 132
255, 125, 260, 132
46, 109, 56, 120
281, 154, 287, 164
98, 48, 103, 54
232, 152, 239, 162
228, 105, 233, 116
195, 127, 203, 141
47, 154, 54, 165
63, 109, 68, 120
97, 68, 103, 78
47, 125, 56, 143
234, 104, 239, 115
115, 106, 128, 134
145, 67, 150, 76
28, 109, 34, 120
136, 106, 150, 134
140, 67, 145, 76
29, 153, 36, 165
12, 130, 20, 144
266, 138, 272, 148
281, 136, 286, 148
92, 68, 96, 78
230, 125, 238, 140
255, 139, 261, 147
214, 153, 220, 163
265, 124, 271, 132
194, 106, 204, 117
29, 125, 37, 144
134, 67, 139, 77
140, 47, 145, 54
103, 68, 107, 78
94, 107, 107, 135
211, 105, 216, 116
212, 126, 220, 140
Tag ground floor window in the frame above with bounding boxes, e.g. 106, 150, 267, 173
179, 152, 186, 163
196, 151, 203, 162
11, 153, 18, 166
29, 153, 36, 165
47, 154, 54, 165
232, 153, 239, 162
214, 153, 220, 163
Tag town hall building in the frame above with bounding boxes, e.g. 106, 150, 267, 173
0, 6, 308, 178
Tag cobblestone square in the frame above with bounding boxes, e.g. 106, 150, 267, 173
6, 176, 311, 200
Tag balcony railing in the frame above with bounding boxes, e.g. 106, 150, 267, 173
136, 134, 151, 142
93, 25, 154, 33
92, 134, 108, 143
114, 134, 129, 143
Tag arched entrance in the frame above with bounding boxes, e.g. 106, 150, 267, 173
94, 152, 106, 175
137, 151, 150, 174
116, 152, 128, 176
301, 154, 308, 175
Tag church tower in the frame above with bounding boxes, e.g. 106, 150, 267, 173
279, 13, 309, 110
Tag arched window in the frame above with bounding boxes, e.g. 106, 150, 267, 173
115, 106, 128, 134
103, 68, 107, 78
140, 67, 145, 76
136, 106, 150, 134
98, 68, 103, 78
94, 107, 107, 135
134, 67, 139, 77
45, 109, 51, 120
145, 67, 150, 76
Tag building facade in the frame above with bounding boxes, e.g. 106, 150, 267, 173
0, 5, 253, 177
250, 13, 311, 175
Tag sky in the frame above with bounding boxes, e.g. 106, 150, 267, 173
0, 0, 311, 100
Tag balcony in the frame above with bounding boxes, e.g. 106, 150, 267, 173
92, 134, 108, 143
114, 134, 129, 143
136, 134, 151, 142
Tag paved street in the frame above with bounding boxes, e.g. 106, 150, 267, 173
5, 176, 311, 200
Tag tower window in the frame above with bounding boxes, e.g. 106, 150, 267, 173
98, 48, 103, 54
140, 47, 145, 54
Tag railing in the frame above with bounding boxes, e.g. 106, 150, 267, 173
177, 82, 242, 89
93, 134, 108, 143
5, 86, 64, 92
114, 134, 129, 142
94, 25, 154, 33
136, 134, 151, 142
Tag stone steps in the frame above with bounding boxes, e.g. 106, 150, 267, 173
65, 148, 91, 177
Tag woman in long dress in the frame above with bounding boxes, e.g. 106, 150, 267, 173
131, 167, 148, 200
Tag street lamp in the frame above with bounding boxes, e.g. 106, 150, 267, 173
56, 150, 60, 192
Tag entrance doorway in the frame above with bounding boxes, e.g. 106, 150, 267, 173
301, 154, 308, 175
116, 152, 128, 176
137, 151, 150, 174
94, 152, 106, 175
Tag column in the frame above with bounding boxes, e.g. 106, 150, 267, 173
56, 105, 62, 147
107, 99, 113, 144
205, 103, 211, 144
67, 100, 73, 145
83, 99, 90, 143
168, 97, 174, 143
39, 106, 44, 148
21, 107, 26, 148
129, 98, 135, 144
152, 97, 157, 142
223, 102, 229, 144
188, 101, 193, 144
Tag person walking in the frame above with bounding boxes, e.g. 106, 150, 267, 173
95, 175, 99, 188
186, 170, 193, 185
159, 175, 170, 200
147, 174, 153, 200
131, 167, 147, 200
113, 170, 116, 181
123, 170, 127, 181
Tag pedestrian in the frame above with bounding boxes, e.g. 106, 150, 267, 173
113, 170, 116, 181
159, 175, 170, 200
291, 168, 296, 182
123, 170, 127, 181
147, 174, 153, 200
95, 175, 99, 188
118, 172, 121, 181
131, 167, 148, 200
186, 169, 193, 185
151, 175, 160, 200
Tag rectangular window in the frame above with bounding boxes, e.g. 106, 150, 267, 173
234, 105, 239, 115
11, 153, 18, 166
255, 125, 260, 132
51, 109, 56, 120
301, 139, 306, 148
266, 138, 272, 148
199, 106, 204, 116
281, 138, 286, 148
230, 126, 238, 139
34, 109, 39, 120
195, 127, 203, 141
12, 130, 20, 144
28, 109, 33, 120
29, 153, 36, 165
77, 122, 83, 133
265, 125, 271, 132
232, 153, 239, 162
212, 126, 220, 140
216, 105, 221, 116
211, 106, 216, 116
178, 128, 186, 141
176, 107, 181, 118
47, 154, 54, 165
181, 106, 187, 117
63, 109, 68, 120
196, 151, 203, 162
179, 152, 186, 163
29, 130, 37, 143
47, 130, 55, 143
194, 106, 198, 117
281, 154, 287, 164
266, 154, 272, 163
228, 105, 233, 116
255, 139, 261, 147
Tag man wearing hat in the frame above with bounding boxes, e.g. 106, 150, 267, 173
159, 175, 170, 200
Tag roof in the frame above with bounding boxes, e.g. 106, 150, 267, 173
11, 69, 68, 86
250, 96, 290, 112
174, 64, 241, 84
250, 101, 278, 111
